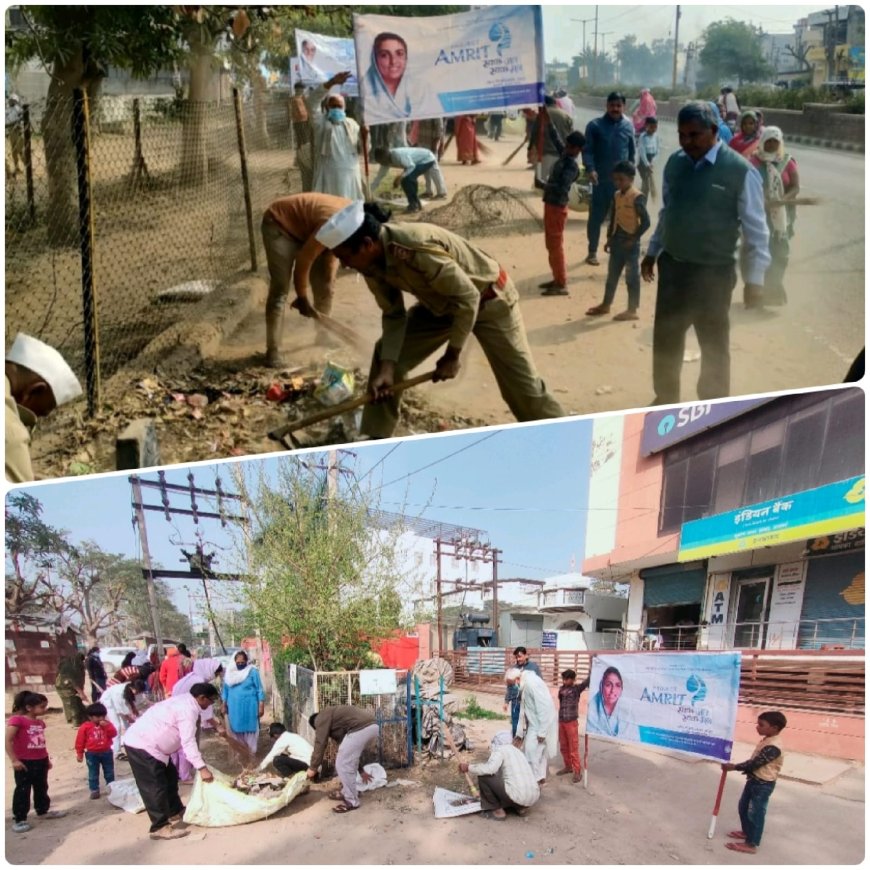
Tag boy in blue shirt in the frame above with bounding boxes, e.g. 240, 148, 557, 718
636, 117, 659, 201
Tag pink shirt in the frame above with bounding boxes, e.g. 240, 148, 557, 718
122, 693, 206, 769
7, 715, 48, 760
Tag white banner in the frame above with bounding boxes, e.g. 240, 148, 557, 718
766, 562, 807, 649
294, 29, 359, 96
353, 5, 545, 125
586, 652, 741, 761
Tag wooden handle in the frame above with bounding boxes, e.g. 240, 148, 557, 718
267, 370, 436, 442
442, 719, 478, 797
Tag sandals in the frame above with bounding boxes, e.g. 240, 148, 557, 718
613, 310, 639, 321
585, 255, 600, 266
481, 810, 507, 821
727, 831, 747, 839
725, 842, 757, 854
586, 304, 611, 316
332, 802, 359, 814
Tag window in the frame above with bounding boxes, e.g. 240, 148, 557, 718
781, 406, 827, 495
744, 421, 785, 504
819, 391, 865, 486
658, 390, 865, 531
714, 435, 748, 513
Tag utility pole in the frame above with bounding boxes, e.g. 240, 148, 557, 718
592, 5, 599, 85
600, 31, 614, 73
435, 537, 443, 655
672, 4, 682, 90
571, 16, 596, 78
491, 548, 501, 645
131, 475, 166, 659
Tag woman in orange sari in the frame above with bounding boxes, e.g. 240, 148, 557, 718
455, 115, 480, 165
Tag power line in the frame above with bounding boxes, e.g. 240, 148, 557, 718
374, 430, 502, 493
356, 442, 403, 486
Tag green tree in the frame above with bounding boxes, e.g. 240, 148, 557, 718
699, 19, 772, 86
232, 460, 415, 672
5, 492, 70, 620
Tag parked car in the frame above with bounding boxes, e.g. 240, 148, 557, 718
100, 647, 137, 674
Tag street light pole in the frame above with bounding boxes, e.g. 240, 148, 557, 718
592, 5, 599, 85
571, 16, 596, 78
672, 5, 682, 90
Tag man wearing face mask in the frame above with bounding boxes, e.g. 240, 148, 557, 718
312, 71, 364, 201
5, 333, 82, 482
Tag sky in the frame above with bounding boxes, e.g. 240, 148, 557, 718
8, 417, 594, 622
541, 3, 829, 62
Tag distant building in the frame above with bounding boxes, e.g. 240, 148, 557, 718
546, 62, 571, 90
798, 5, 865, 85
583, 389, 864, 653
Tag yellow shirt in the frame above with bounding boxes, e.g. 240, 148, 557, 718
749, 733, 784, 782
613, 186, 642, 235
5, 375, 36, 483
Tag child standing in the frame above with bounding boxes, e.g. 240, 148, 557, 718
636, 117, 659, 201
586, 160, 650, 321
75, 702, 118, 799
556, 670, 590, 783
721, 710, 788, 855
540, 126, 587, 296
5, 691, 67, 833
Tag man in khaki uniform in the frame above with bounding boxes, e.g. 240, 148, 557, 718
261, 192, 351, 367
5, 333, 82, 482
316, 201, 564, 437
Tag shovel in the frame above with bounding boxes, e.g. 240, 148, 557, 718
267, 370, 436, 449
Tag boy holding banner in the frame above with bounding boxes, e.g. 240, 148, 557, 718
721, 711, 787, 855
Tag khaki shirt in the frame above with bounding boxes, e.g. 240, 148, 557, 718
5, 375, 36, 483
362, 223, 515, 362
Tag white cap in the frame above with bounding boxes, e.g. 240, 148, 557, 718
6, 333, 83, 406
315, 200, 365, 250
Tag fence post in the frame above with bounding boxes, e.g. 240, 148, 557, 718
414, 676, 422, 755
22, 103, 35, 225
72, 88, 101, 417
232, 87, 258, 272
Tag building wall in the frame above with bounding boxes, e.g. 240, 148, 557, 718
584, 411, 678, 575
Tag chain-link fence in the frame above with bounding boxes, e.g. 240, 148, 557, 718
5, 88, 297, 412
281, 665, 412, 774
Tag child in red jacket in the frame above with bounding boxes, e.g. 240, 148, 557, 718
75, 703, 117, 799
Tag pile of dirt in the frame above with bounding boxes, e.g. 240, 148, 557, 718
31, 359, 489, 478
425, 184, 544, 238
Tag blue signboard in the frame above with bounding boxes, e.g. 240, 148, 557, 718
641, 397, 770, 456
679, 475, 865, 561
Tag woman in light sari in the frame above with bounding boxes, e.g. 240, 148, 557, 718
363, 32, 428, 123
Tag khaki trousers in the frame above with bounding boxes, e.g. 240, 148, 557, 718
360, 278, 564, 438
261, 219, 336, 316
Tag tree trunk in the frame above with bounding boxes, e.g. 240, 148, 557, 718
250, 71, 270, 150
42, 55, 85, 247
180, 34, 213, 187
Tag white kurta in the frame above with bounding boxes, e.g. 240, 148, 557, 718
312, 117, 364, 201
516, 671, 558, 781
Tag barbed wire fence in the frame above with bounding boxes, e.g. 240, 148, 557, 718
5, 87, 299, 415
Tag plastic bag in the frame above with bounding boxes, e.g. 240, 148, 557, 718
183, 767, 309, 827
106, 777, 146, 814
433, 786, 481, 819
356, 762, 388, 792
314, 361, 354, 407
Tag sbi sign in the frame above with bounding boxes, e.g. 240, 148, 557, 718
639, 399, 769, 456
656, 404, 713, 437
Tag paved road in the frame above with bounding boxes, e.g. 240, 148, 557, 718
572, 106, 866, 377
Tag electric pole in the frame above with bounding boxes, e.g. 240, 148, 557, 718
592, 5, 600, 85
435, 538, 443, 655
571, 16, 596, 78
131, 475, 166, 659
672, 4, 682, 90
600, 31, 614, 74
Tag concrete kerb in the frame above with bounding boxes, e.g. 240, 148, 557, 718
100, 269, 267, 398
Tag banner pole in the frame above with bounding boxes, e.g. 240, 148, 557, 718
582, 733, 589, 789
361, 124, 371, 200
707, 768, 728, 839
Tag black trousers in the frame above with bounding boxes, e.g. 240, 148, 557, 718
477, 769, 523, 813
653, 251, 736, 404
13, 758, 51, 822
126, 746, 185, 832
272, 754, 309, 777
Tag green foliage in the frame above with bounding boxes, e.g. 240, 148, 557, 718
699, 19, 772, 86
454, 695, 508, 721
6, 6, 185, 80
232, 460, 415, 672
695, 83, 866, 113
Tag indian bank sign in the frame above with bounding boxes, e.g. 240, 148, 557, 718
640, 398, 770, 456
